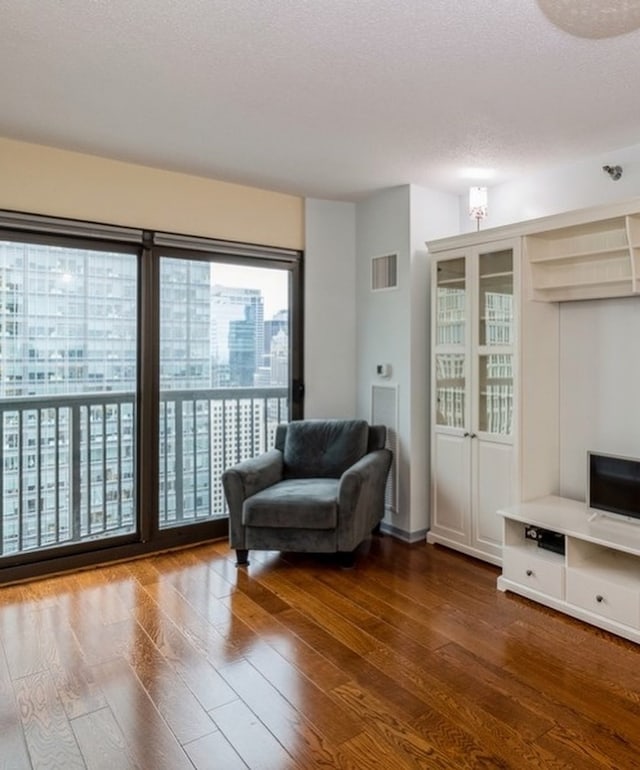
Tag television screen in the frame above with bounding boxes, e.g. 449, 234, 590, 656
588, 452, 640, 521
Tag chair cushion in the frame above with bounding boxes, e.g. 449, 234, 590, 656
242, 478, 339, 529
283, 419, 369, 479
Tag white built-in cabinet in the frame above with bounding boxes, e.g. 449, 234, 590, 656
426, 196, 640, 642
427, 236, 558, 565
498, 497, 640, 645
427, 241, 513, 564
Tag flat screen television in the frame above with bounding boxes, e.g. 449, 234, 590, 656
588, 451, 640, 522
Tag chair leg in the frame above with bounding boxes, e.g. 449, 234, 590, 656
372, 522, 383, 536
338, 550, 356, 569
235, 549, 249, 566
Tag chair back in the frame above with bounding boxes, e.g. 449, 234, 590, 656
367, 424, 387, 451
277, 419, 370, 479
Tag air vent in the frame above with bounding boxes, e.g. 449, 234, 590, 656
371, 253, 398, 291
371, 383, 399, 515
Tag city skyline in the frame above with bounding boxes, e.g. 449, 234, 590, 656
0, 242, 290, 398
210, 263, 288, 319
0, 240, 291, 557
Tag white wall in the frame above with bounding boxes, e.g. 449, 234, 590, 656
355, 187, 410, 413
458, 141, 640, 232
559, 297, 640, 500
304, 199, 357, 418
409, 186, 460, 533
356, 187, 412, 532
353, 185, 458, 539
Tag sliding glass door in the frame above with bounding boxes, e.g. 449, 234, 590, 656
0, 218, 302, 579
0, 237, 139, 558
158, 257, 292, 531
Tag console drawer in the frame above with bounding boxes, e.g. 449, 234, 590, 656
566, 570, 640, 628
502, 547, 565, 599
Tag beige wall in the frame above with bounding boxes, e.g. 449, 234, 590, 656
0, 137, 304, 250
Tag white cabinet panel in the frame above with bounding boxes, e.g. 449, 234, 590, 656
567, 570, 640, 628
474, 440, 514, 557
432, 433, 469, 541
429, 241, 518, 565
503, 546, 565, 600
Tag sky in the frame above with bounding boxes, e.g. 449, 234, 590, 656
210, 263, 289, 319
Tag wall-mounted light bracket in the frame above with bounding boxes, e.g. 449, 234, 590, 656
603, 164, 623, 181
469, 186, 488, 230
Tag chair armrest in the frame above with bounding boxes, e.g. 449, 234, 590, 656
222, 449, 284, 508
338, 449, 391, 506
337, 449, 392, 550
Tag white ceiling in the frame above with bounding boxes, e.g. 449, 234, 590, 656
2, 1, 640, 201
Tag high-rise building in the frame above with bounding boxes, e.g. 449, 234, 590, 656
160, 258, 211, 390
210, 285, 264, 387
0, 241, 137, 398
229, 304, 259, 386
269, 328, 289, 386
0, 243, 287, 555
0, 240, 138, 553
263, 308, 288, 360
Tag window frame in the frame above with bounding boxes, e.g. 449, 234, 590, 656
0, 210, 304, 583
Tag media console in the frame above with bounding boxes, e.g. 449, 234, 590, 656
498, 495, 640, 644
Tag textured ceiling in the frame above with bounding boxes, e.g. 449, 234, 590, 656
2, 1, 640, 200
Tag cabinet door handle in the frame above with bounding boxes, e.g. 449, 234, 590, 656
470, 433, 477, 439
526, 569, 533, 577
596, 594, 604, 603
463, 432, 470, 437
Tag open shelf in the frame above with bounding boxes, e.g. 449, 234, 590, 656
528, 246, 629, 264
524, 215, 638, 301
569, 546, 640, 588
525, 217, 628, 258
532, 274, 631, 291
532, 282, 633, 302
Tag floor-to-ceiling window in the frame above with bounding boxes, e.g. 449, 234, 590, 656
0, 235, 139, 563
0, 216, 302, 581
158, 257, 291, 533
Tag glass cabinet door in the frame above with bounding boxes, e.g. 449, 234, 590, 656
435, 257, 466, 346
435, 257, 467, 429
478, 354, 513, 434
477, 249, 513, 435
435, 354, 466, 428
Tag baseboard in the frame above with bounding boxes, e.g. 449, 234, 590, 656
380, 522, 428, 544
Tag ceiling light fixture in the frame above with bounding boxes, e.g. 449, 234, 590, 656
537, 0, 640, 39
469, 187, 488, 231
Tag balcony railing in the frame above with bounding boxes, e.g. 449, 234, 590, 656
0, 387, 288, 557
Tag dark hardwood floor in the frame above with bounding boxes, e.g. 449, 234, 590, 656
1, 534, 640, 769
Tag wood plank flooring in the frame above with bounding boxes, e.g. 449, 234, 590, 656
1, 535, 640, 769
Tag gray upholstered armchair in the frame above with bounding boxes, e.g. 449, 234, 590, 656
222, 419, 392, 567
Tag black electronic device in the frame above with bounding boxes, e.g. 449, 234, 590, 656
524, 524, 565, 555
538, 529, 565, 555
588, 451, 640, 523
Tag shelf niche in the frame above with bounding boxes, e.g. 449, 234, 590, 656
525, 214, 640, 302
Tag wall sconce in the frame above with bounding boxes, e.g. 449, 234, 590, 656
469, 186, 488, 230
